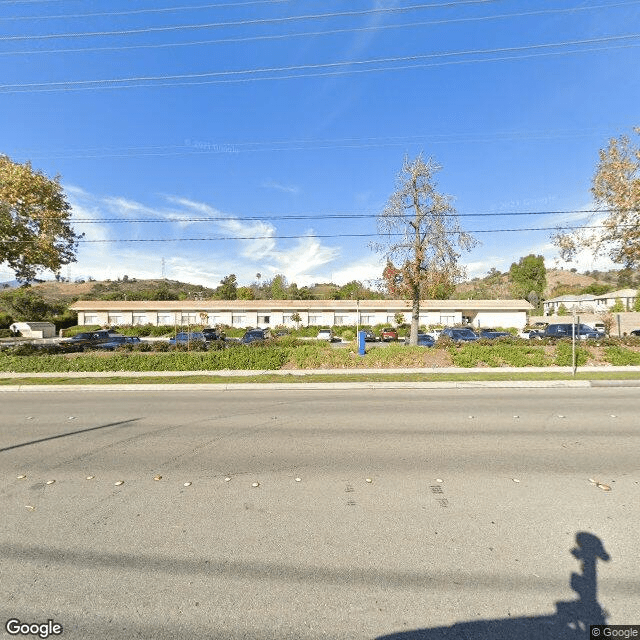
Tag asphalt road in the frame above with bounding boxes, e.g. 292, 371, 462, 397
1, 388, 639, 640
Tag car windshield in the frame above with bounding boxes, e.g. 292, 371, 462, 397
453, 329, 476, 337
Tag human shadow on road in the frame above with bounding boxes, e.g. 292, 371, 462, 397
377, 531, 609, 640
0, 418, 141, 452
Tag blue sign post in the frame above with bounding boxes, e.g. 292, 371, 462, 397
357, 330, 366, 356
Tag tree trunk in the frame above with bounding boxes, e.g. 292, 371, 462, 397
410, 282, 420, 345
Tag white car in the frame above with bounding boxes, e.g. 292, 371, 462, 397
317, 329, 334, 341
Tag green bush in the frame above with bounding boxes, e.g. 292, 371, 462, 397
62, 325, 102, 337
0, 328, 12, 338
0, 347, 290, 373
554, 341, 589, 366
604, 346, 640, 366
448, 344, 550, 368
0, 312, 13, 329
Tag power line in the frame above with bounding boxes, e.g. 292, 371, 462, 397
4, 3, 639, 57
64, 209, 616, 224
0, 1, 501, 41
2, 34, 638, 93
1, 224, 634, 245
7, 126, 624, 159
1, 0, 297, 20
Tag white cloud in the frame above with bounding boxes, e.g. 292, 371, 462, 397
260, 180, 300, 195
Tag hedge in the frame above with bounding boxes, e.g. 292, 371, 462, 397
0, 347, 289, 372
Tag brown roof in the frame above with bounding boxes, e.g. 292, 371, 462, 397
70, 299, 533, 311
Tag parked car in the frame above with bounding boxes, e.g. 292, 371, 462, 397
202, 328, 225, 341
440, 327, 479, 342
404, 333, 435, 347
530, 323, 601, 340
629, 329, 640, 337
363, 330, 378, 342
65, 330, 122, 348
169, 332, 206, 345
380, 328, 398, 342
240, 329, 267, 344
317, 329, 335, 341
92, 336, 142, 351
478, 329, 511, 339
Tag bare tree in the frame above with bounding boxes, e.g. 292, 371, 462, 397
554, 127, 640, 268
374, 154, 478, 345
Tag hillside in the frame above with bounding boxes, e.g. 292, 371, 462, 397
2, 268, 637, 314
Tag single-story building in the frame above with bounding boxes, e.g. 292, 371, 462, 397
69, 299, 533, 330
9, 321, 56, 338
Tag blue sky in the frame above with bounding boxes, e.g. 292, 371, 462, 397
2, 0, 639, 288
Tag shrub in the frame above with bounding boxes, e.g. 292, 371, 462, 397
554, 341, 589, 366
604, 346, 640, 366
448, 344, 550, 368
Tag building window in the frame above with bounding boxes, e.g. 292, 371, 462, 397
181, 314, 197, 324
157, 314, 173, 325
258, 315, 271, 324
440, 315, 455, 325
308, 315, 322, 325
208, 315, 220, 326
283, 314, 293, 324
335, 315, 349, 325
108, 314, 122, 325
387, 315, 396, 324
85, 315, 98, 325
132, 314, 146, 326
232, 315, 245, 325
360, 315, 374, 325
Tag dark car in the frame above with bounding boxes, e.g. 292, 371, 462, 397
169, 332, 206, 345
478, 329, 511, 339
380, 328, 398, 342
404, 333, 435, 347
240, 329, 267, 344
535, 323, 601, 340
363, 330, 378, 342
630, 329, 640, 337
66, 330, 121, 348
202, 328, 225, 341
440, 327, 479, 342
92, 336, 142, 351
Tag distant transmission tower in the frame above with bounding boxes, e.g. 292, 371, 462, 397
161, 257, 166, 279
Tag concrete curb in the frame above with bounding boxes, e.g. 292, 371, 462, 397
2, 365, 640, 379
0, 380, 615, 392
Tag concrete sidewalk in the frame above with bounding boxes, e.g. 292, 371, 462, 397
1, 366, 640, 391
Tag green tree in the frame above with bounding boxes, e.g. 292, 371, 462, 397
581, 283, 612, 296
0, 287, 56, 320
237, 286, 255, 300
270, 274, 288, 300
634, 291, 640, 311
290, 312, 302, 328
557, 303, 569, 316
216, 274, 237, 300
1, 155, 82, 282
554, 127, 640, 268
509, 255, 547, 300
374, 155, 478, 345
610, 298, 625, 312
